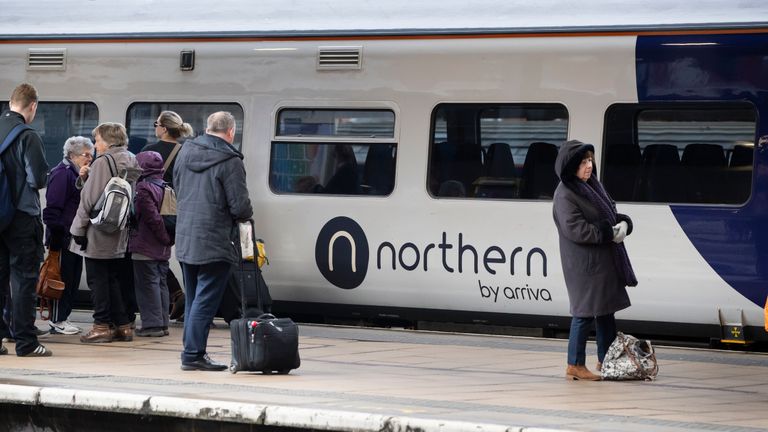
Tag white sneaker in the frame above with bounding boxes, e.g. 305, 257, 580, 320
49, 321, 82, 335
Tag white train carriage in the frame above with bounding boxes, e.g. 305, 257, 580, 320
2, 0, 767, 343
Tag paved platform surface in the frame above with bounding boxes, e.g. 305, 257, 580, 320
1, 312, 767, 432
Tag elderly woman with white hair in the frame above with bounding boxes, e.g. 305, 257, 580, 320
42, 136, 94, 336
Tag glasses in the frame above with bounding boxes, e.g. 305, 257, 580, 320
80, 152, 93, 158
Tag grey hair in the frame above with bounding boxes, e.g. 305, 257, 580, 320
63, 136, 94, 158
206, 111, 236, 134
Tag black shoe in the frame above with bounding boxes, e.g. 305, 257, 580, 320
135, 327, 165, 337
181, 354, 227, 371
21, 344, 52, 357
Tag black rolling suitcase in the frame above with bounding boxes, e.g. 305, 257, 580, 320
229, 221, 300, 374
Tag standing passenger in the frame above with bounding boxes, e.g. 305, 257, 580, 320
552, 140, 637, 381
130, 151, 172, 337
142, 110, 193, 187
0, 83, 50, 357
174, 111, 252, 371
43, 136, 94, 335
71, 123, 141, 344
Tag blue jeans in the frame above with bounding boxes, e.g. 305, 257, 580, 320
180, 261, 232, 364
567, 314, 617, 366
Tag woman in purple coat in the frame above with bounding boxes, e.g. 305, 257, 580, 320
43, 136, 94, 335
129, 151, 173, 337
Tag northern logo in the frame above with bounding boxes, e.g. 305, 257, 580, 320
315, 216, 369, 289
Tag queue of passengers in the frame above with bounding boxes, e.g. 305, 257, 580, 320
1, 83, 253, 372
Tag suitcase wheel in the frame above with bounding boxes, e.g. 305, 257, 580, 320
229, 364, 237, 374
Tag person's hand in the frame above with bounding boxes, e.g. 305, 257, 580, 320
79, 165, 90, 179
72, 235, 88, 251
48, 233, 64, 251
612, 221, 628, 243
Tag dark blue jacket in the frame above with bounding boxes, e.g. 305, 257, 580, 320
173, 133, 252, 265
43, 159, 81, 249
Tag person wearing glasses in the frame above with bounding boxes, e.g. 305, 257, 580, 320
43, 136, 94, 335
142, 111, 193, 188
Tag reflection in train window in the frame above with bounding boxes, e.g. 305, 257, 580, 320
125, 102, 244, 153
2, 101, 98, 167
429, 104, 568, 199
603, 103, 756, 204
270, 109, 396, 196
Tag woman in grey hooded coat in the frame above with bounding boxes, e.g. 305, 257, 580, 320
552, 140, 637, 381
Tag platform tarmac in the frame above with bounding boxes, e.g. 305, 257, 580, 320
1, 313, 767, 432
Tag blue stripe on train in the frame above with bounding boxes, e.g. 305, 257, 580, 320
636, 33, 768, 307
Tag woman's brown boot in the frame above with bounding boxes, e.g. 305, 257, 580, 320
80, 324, 113, 343
112, 324, 133, 342
565, 364, 601, 381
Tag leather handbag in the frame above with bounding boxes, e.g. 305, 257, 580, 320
600, 332, 659, 381
36, 250, 65, 300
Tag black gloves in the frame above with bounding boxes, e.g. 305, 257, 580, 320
72, 235, 88, 251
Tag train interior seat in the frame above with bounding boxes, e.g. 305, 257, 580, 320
728, 144, 753, 203
128, 136, 148, 154
362, 144, 396, 195
430, 141, 483, 196
474, 142, 519, 198
437, 180, 467, 197
681, 143, 726, 203
520, 141, 558, 199
603, 143, 641, 201
639, 144, 681, 202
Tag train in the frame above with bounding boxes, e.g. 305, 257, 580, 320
2, 0, 767, 344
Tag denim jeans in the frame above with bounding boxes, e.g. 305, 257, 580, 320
567, 313, 617, 365
180, 261, 232, 364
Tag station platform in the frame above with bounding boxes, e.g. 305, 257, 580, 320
0, 312, 766, 432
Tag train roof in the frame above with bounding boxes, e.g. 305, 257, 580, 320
2, 0, 768, 40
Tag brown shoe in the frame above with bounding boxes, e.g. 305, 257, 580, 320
112, 323, 133, 342
565, 364, 601, 381
80, 324, 113, 343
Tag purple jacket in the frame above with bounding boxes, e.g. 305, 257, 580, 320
43, 159, 81, 245
129, 151, 171, 260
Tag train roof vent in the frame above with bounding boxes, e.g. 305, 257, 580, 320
317, 46, 362, 70
27, 48, 66, 71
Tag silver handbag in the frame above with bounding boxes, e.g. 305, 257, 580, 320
601, 332, 659, 381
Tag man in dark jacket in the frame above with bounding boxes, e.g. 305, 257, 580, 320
0, 83, 51, 357
174, 111, 252, 371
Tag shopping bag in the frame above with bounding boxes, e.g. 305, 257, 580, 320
601, 332, 659, 381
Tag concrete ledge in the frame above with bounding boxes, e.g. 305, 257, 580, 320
0, 384, 575, 432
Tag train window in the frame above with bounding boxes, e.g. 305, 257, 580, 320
429, 103, 568, 199
125, 103, 244, 153
271, 109, 396, 196
603, 103, 756, 204
1, 101, 98, 168
277, 109, 395, 138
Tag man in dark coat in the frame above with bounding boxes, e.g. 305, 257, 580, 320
0, 83, 50, 357
174, 111, 252, 371
552, 140, 636, 380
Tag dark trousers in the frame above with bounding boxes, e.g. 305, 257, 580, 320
0, 212, 44, 355
567, 314, 617, 366
180, 261, 231, 363
84, 257, 130, 326
133, 259, 169, 329
117, 254, 137, 324
51, 247, 83, 323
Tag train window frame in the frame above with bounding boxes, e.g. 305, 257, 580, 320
125, 102, 245, 153
1, 100, 99, 168
270, 107, 398, 197
602, 101, 757, 205
428, 102, 569, 200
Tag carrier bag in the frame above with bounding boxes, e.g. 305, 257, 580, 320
230, 220, 299, 374
36, 250, 66, 320
600, 332, 659, 381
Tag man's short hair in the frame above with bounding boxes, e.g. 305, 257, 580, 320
10, 83, 38, 109
206, 111, 236, 134
92, 122, 128, 148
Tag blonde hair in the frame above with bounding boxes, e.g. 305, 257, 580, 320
92, 122, 128, 148
157, 110, 193, 140
10, 83, 38, 109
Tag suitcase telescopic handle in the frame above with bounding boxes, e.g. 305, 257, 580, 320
236, 218, 263, 317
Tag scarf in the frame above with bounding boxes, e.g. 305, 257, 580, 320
573, 176, 638, 287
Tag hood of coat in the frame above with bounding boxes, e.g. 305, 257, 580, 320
183, 133, 243, 173
554, 139, 596, 184
136, 150, 164, 180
